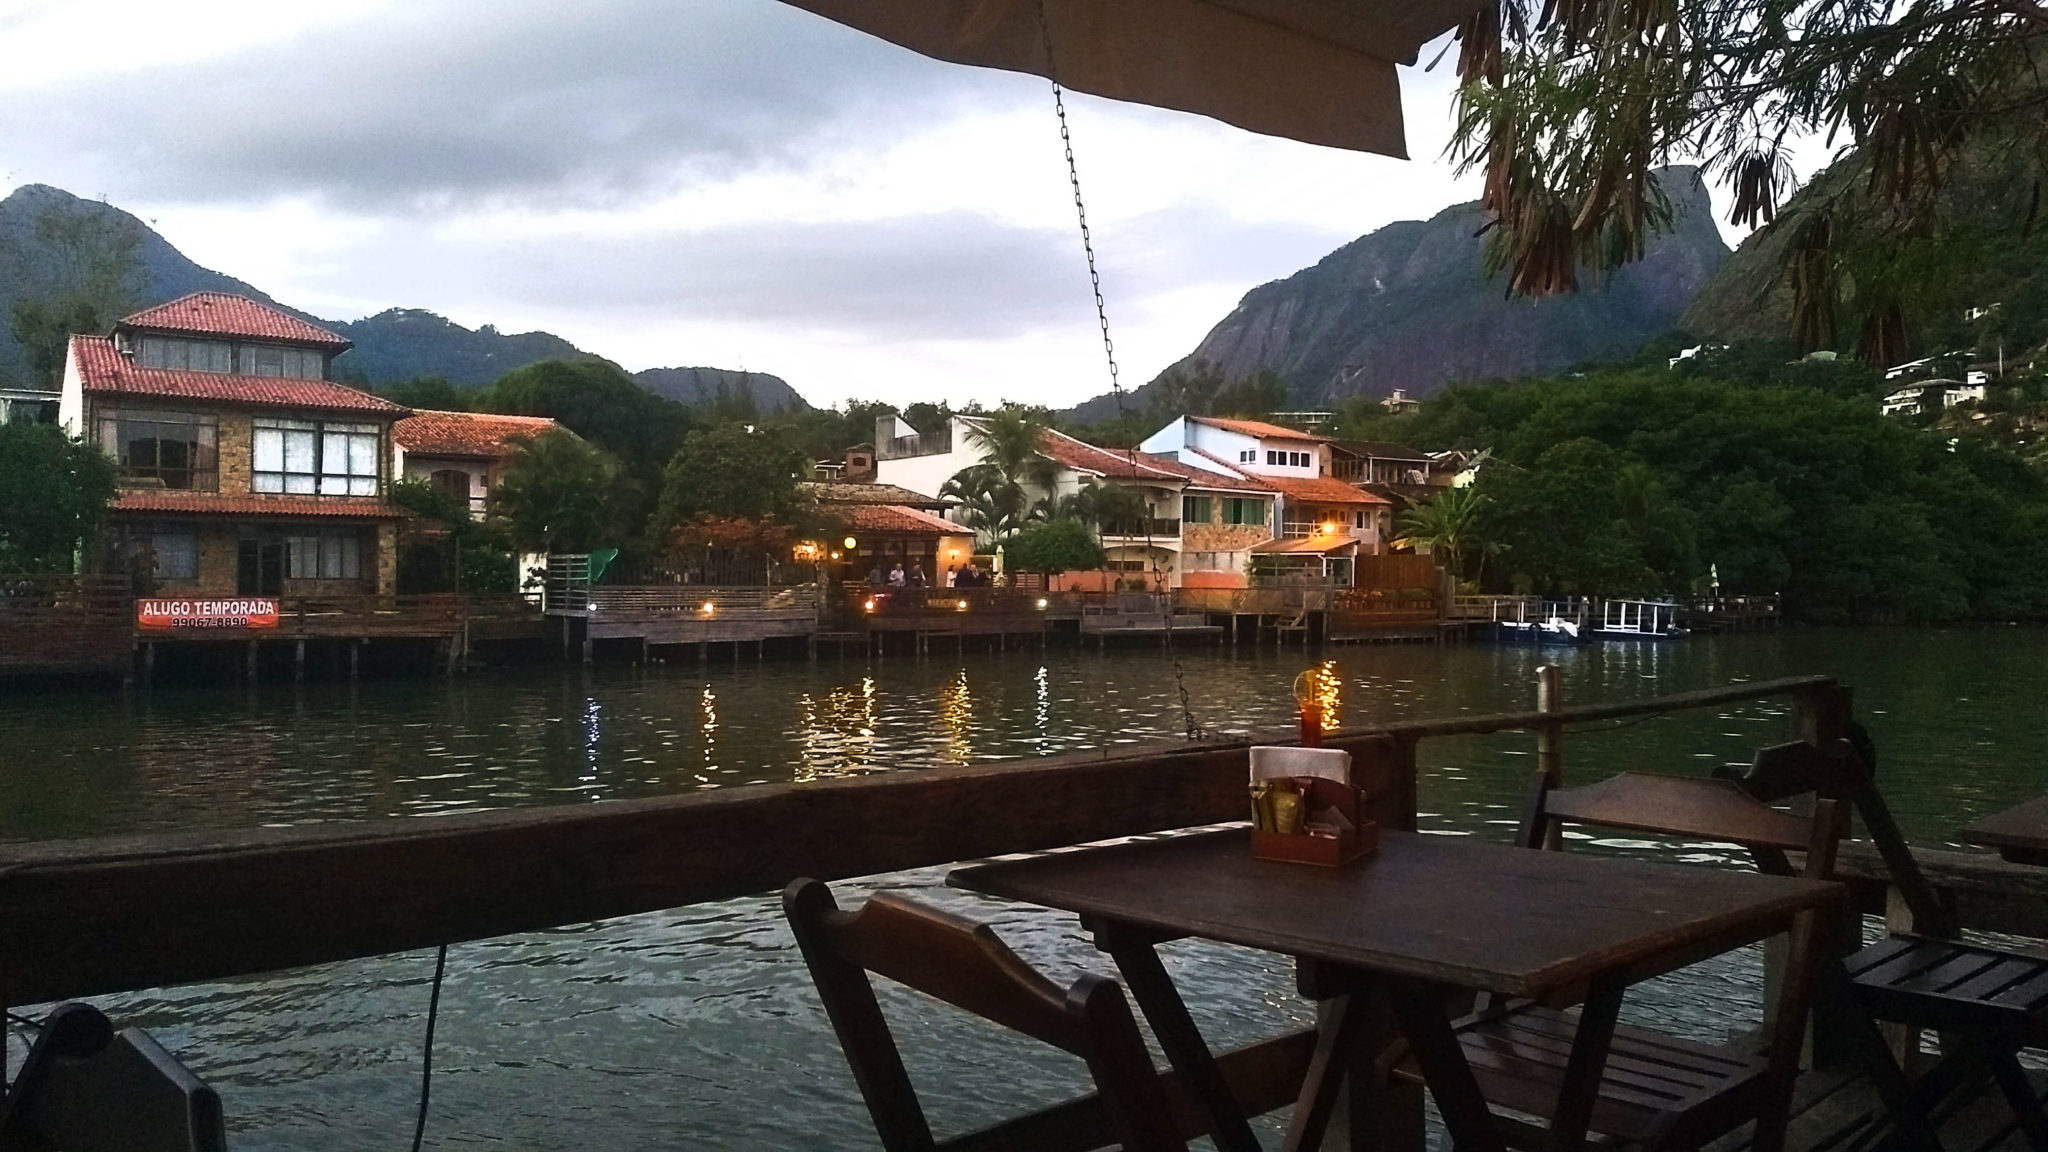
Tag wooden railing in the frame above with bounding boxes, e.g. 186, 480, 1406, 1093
847, 586, 1065, 615
0, 573, 131, 675
0, 674, 1849, 1009
1099, 518, 1182, 539
1176, 585, 1334, 615
589, 585, 821, 618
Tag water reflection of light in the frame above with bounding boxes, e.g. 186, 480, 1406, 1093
938, 669, 973, 765
581, 697, 603, 796
794, 676, 881, 782
698, 688, 718, 781
1291, 660, 1343, 733
1034, 665, 1050, 751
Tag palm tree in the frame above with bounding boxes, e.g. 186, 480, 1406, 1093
942, 408, 1061, 547
965, 409, 1060, 497
1395, 486, 1487, 581
941, 465, 1030, 547
1045, 479, 1150, 535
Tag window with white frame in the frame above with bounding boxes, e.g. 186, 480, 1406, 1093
285, 530, 364, 580
253, 419, 380, 496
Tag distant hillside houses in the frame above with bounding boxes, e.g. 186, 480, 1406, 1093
873, 412, 1462, 591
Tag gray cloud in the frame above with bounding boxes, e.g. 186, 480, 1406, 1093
313, 204, 1339, 344
1, 0, 979, 211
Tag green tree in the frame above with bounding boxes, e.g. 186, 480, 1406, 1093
1209, 370, 1291, 418
1048, 479, 1149, 535
1395, 486, 1488, 582
1453, 0, 2048, 362
651, 424, 814, 532
0, 423, 117, 571
940, 407, 1060, 545
1005, 518, 1106, 579
388, 477, 517, 593
941, 465, 1031, 547
10, 203, 146, 388
485, 429, 624, 554
474, 359, 694, 535
381, 376, 469, 412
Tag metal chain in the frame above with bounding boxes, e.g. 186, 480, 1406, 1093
1036, 1, 1203, 742
1038, 5, 1120, 401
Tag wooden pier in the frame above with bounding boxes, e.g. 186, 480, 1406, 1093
0, 578, 546, 683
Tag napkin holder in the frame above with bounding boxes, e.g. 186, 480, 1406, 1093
1249, 746, 1379, 867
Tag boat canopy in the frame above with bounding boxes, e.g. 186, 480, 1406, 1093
775, 0, 1488, 157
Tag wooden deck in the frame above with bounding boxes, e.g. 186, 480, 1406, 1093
1710, 1065, 2047, 1152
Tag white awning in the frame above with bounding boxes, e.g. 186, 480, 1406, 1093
776, 0, 1487, 158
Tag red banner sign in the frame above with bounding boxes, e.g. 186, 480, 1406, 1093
136, 598, 281, 631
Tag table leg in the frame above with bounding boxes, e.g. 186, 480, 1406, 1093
1282, 993, 1366, 1152
1292, 961, 1425, 1152
1384, 975, 1510, 1152
1091, 921, 1264, 1152
1544, 977, 1625, 1152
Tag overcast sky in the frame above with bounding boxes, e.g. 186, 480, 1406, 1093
0, 0, 1763, 410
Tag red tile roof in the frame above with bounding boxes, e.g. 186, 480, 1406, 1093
1034, 429, 1189, 481
119, 293, 352, 349
394, 410, 557, 458
839, 503, 964, 535
109, 491, 407, 519
1149, 450, 1278, 494
803, 481, 951, 509
71, 336, 404, 415
1258, 475, 1390, 505
1191, 416, 1325, 443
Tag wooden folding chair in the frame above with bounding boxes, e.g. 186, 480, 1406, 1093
1729, 732, 2048, 1151
1391, 772, 1844, 1152
782, 878, 1185, 1152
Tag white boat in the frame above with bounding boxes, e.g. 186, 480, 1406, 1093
1594, 598, 1686, 639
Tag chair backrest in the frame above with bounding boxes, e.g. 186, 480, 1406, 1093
1519, 772, 1845, 1096
1520, 771, 1843, 881
1716, 728, 1957, 937
782, 878, 1184, 1152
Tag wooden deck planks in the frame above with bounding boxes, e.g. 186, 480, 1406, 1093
1706, 1066, 2048, 1152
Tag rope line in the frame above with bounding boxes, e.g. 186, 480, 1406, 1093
410, 944, 448, 1152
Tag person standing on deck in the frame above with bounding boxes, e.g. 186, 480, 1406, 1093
909, 563, 928, 588
888, 563, 906, 587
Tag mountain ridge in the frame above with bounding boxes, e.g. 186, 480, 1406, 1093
1066, 167, 1730, 422
0, 184, 808, 411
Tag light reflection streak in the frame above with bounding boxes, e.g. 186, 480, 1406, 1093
794, 676, 880, 781
699, 687, 717, 779
938, 669, 972, 765
581, 697, 603, 798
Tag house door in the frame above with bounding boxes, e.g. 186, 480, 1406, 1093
238, 538, 284, 596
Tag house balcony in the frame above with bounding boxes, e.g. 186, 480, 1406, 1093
1099, 518, 1182, 545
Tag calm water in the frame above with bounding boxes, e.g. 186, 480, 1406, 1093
2, 629, 2044, 1149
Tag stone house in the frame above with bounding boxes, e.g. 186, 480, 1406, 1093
59, 293, 409, 598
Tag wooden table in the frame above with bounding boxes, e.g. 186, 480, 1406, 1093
1960, 795, 2048, 865
949, 827, 1842, 1152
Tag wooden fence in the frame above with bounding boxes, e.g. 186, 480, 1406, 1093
0, 573, 131, 677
